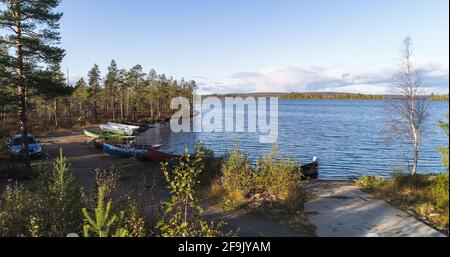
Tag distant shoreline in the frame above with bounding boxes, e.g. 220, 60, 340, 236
206, 92, 449, 101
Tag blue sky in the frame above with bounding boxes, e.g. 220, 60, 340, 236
59, 0, 449, 94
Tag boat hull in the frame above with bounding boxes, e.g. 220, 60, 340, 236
84, 129, 136, 140
100, 124, 134, 136
107, 122, 141, 131
103, 143, 148, 159
147, 148, 181, 162
300, 161, 319, 180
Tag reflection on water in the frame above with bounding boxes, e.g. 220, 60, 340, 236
136, 100, 449, 180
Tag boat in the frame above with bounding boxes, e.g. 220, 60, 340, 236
107, 122, 141, 131
103, 143, 161, 159
84, 129, 136, 140
100, 124, 135, 136
147, 148, 182, 162
300, 157, 319, 180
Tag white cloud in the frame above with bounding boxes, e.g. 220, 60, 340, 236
197, 64, 449, 95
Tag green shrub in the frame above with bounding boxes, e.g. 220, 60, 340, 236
438, 115, 449, 172
438, 147, 449, 172
427, 175, 449, 211
157, 146, 228, 237
123, 198, 147, 237
83, 168, 149, 237
217, 143, 304, 211
0, 184, 35, 237
33, 149, 84, 236
94, 166, 121, 200
0, 149, 83, 237
254, 146, 302, 202
82, 186, 129, 237
197, 145, 222, 186
219, 143, 253, 209
116, 187, 149, 237
355, 176, 383, 188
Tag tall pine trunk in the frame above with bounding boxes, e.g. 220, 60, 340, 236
120, 93, 124, 121
15, 16, 32, 177
54, 98, 58, 127
93, 101, 98, 122
126, 90, 131, 120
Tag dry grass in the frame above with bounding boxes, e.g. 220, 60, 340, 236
356, 174, 449, 235
211, 144, 309, 218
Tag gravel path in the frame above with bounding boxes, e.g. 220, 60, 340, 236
304, 181, 445, 237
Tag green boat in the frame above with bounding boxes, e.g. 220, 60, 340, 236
83, 129, 136, 140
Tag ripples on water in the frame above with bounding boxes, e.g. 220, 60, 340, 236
137, 100, 449, 180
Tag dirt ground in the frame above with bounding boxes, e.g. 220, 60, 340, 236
37, 128, 164, 194
33, 128, 310, 237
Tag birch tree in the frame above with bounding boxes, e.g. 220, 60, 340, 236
388, 37, 430, 175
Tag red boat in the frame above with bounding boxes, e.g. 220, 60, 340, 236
147, 148, 182, 162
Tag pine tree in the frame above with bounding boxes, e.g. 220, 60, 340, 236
72, 78, 89, 118
104, 60, 119, 120
0, 40, 11, 116
87, 64, 101, 121
0, 41, 11, 125
118, 69, 127, 120
82, 186, 129, 237
0, 0, 65, 177
37, 63, 72, 127
124, 65, 145, 120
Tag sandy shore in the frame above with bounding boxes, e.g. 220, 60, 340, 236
38, 128, 165, 194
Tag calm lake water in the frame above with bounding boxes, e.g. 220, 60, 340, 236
137, 100, 449, 180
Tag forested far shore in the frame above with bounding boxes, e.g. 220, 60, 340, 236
208, 92, 450, 101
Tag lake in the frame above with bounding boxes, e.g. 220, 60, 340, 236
137, 100, 449, 180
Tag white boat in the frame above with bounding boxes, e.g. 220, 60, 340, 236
100, 124, 134, 136
107, 122, 141, 131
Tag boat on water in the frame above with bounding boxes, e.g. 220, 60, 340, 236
103, 143, 162, 159
147, 148, 182, 162
100, 124, 135, 136
84, 129, 136, 140
300, 157, 319, 180
107, 122, 141, 131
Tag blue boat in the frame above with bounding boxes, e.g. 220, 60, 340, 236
103, 143, 161, 159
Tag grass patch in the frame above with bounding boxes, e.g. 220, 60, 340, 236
0, 149, 84, 237
208, 143, 316, 235
212, 144, 306, 211
356, 174, 449, 235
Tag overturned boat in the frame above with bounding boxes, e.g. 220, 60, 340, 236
107, 122, 141, 131
300, 157, 319, 180
100, 124, 135, 136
